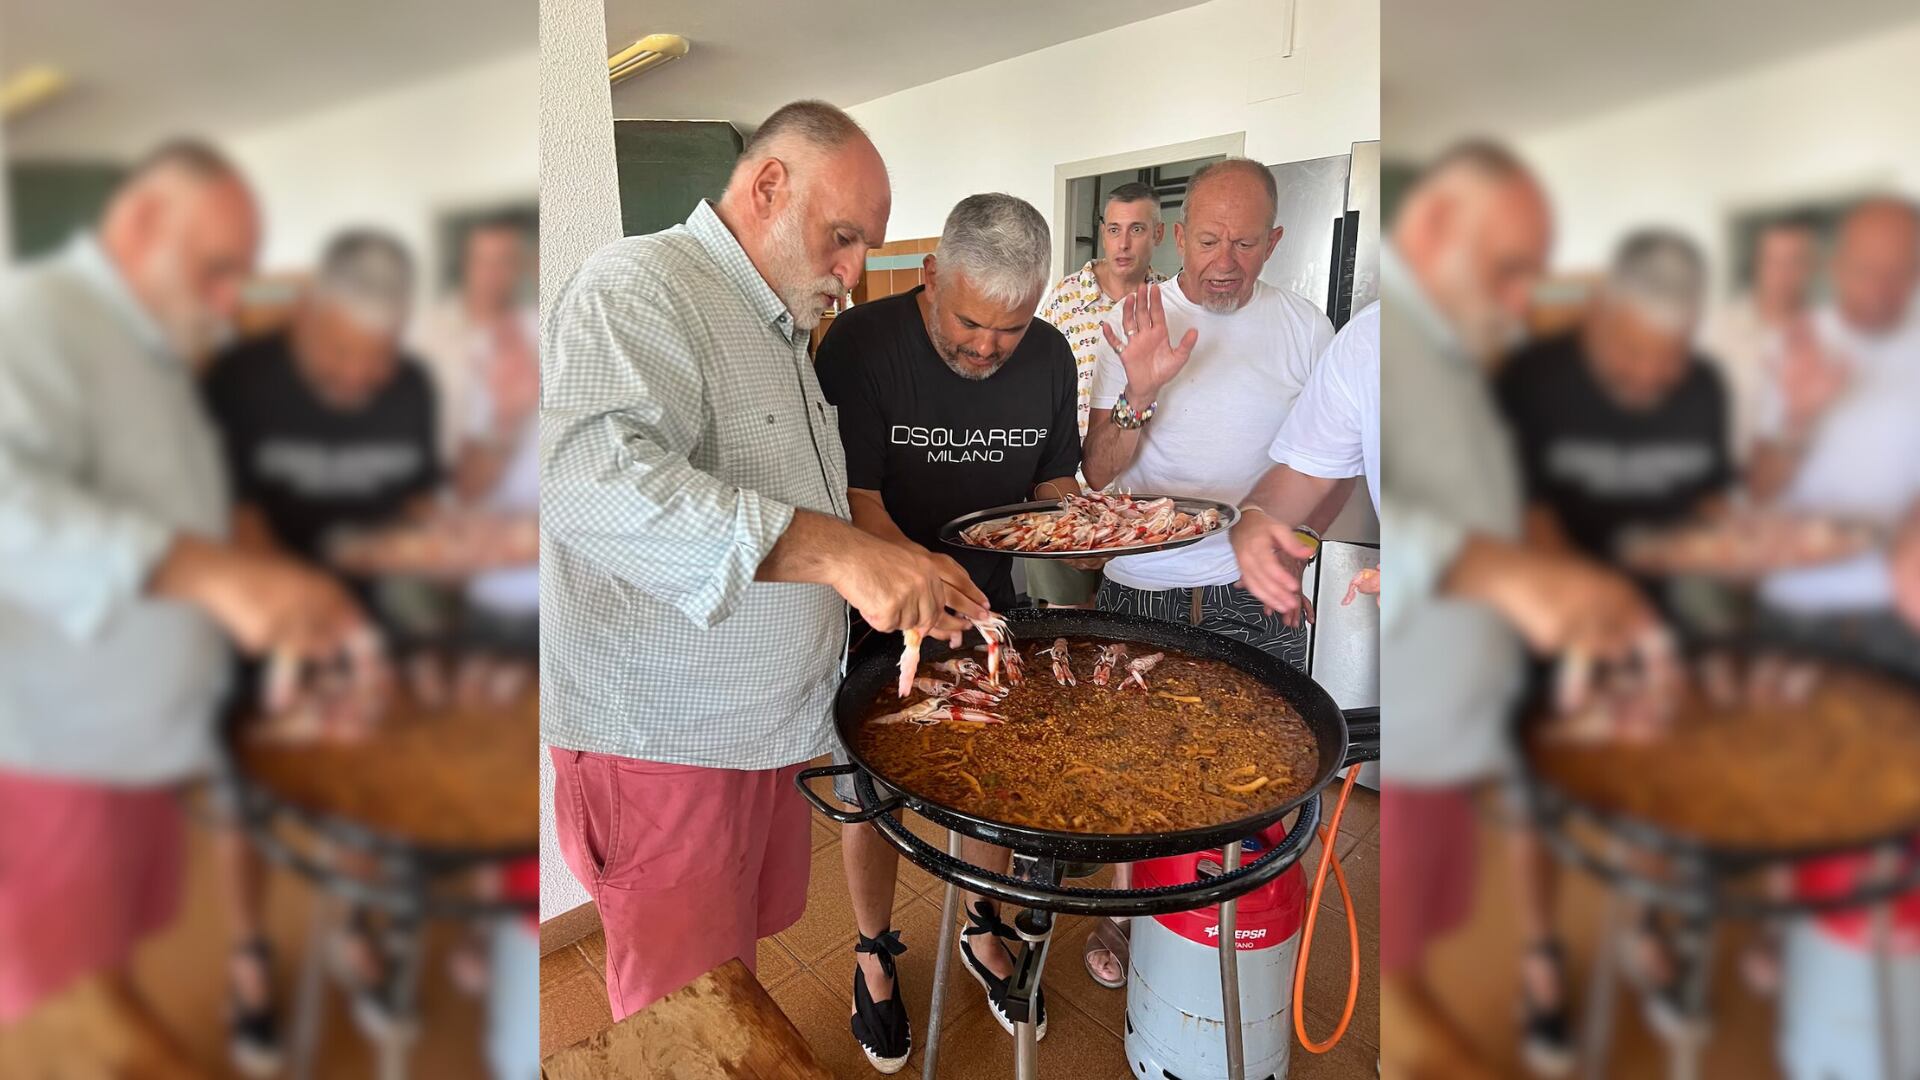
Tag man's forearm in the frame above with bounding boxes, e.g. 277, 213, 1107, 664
1240, 465, 1338, 530
1033, 475, 1080, 501
1301, 476, 1356, 536
756, 508, 860, 587
1082, 411, 1142, 490
1746, 440, 1800, 503
848, 488, 915, 548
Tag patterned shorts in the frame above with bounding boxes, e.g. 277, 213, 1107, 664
1095, 579, 1310, 673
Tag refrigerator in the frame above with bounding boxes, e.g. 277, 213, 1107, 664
1259, 140, 1381, 332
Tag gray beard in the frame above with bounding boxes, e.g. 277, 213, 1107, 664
926, 297, 1008, 379
940, 353, 1007, 381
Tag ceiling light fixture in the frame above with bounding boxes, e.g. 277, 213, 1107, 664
608, 34, 689, 86
1, 65, 70, 121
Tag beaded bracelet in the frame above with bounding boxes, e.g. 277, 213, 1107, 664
1111, 390, 1157, 430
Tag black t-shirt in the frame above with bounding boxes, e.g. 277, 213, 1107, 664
203, 332, 441, 561
815, 287, 1081, 610
1496, 331, 1733, 561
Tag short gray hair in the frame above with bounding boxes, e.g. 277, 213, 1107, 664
934, 193, 1052, 307
1104, 182, 1161, 225
1606, 227, 1706, 331
314, 228, 414, 334
1188, 157, 1278, 226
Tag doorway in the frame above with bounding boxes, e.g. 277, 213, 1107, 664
1051, 133, 1248, 278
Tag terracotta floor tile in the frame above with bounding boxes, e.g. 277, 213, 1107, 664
767, 970, 876, 1080
930, 991, 1127, 1080
1332, 786, 1379, 846
758, 935, 801, 992
780, 840, 862, 965
810, 887, 991, 1030
1288, 1021, 1381, 1080
540, 944, 613, 1058
1300, 890, 1379, 1054
1319, 839, 1378, 940
1039, 913, 1130, 1041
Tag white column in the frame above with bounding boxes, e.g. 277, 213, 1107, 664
537, 0, 622, 338
536, 0, 620, 922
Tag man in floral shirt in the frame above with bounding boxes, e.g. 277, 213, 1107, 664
1031, 182, 1166, 607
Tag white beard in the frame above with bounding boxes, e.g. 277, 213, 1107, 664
764, 200, 844, 330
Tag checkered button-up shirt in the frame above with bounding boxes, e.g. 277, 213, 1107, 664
1038, 260, 1166, 438
540, 201, 851, 769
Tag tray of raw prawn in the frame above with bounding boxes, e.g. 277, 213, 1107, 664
938, 490, 1238, 559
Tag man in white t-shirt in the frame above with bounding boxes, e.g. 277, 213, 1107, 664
1752, 197, 1920, 666
1083, 157, 1343, 666
1233, 300, 1380, 618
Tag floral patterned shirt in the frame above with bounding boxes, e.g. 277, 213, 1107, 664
1037, 260, 1166, 437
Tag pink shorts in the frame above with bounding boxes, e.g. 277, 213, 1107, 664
548, 749, 811, 1020
0, 769, 185, 1022
1379, 782, 1479, 974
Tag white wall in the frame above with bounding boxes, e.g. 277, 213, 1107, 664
536, 0, 621, 922
223, 49, 538, 278
1515, 16, 1920, 282
847, 0, 1379, 242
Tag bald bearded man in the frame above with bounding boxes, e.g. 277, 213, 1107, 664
541, 100, 992, 1019
0, 141, 368, 1070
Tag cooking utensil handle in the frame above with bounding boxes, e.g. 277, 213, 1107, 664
1341, 706, 1380, 766
793, 764, 904, 824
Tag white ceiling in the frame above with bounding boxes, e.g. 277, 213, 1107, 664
1, 0, 530, 160
1384, 0, 1920, 158
607, 0, 1211, 130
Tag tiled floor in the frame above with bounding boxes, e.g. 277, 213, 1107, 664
1426, 790, 1784, 1078
0, 807, 496, 1078
542, 782, 1381, 1080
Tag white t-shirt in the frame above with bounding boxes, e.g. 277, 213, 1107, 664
1089, 276, 1334, 589
1762, 304, 1920, 613
465, 359, 540, 616
1268, 300, 1380, 514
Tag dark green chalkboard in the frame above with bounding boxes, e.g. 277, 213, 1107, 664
8, 162, 126, 259
613, 120, 742, 237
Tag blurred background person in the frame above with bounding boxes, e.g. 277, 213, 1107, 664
416, 216, 540, 707
200, 226, 439, 1069
1699, 216, 1821, 468
1494, 227, 1732, 1072
1379, 141, 1663, 1080
1386, 4, 1920, 1073
1752, 196, 1920, 647
0, 141, 368, 1076
414, 214, 537, 471
3, 4, 535, 1075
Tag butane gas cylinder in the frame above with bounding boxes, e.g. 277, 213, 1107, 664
1125, 819, 1307, 1080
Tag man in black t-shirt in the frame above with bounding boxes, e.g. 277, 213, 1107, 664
205, 230, 441, 564
1494, 227, 1730, 1070
199, 229, 438, 1067
1498, 228, 1733, 565
812, 194, 1080, 1065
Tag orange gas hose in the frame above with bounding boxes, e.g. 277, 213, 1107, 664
1292, 766, 1361, 1053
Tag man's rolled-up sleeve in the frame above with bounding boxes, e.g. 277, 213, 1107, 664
0, 331, 176, 641
1269, 339, 1363, 480
538, 265, 795, 630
